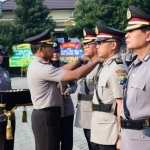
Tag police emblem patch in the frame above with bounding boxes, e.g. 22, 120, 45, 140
95, 26, 99, 34
116, 70, 127, 85
83, 29, 86, 37
127, 8, 131, 20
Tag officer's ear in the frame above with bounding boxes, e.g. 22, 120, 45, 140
39, 46, 45, 53
111, 41, 118, 50
145, 31, 150, 42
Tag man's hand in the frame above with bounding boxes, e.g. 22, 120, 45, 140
80, 55, 90, 64
116, 139, 121, 150
93, 57, 104, 64
62, 90, 70, 99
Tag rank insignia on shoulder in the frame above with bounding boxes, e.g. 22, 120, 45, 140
115, 58, 123, 64
116, 70, 127, 85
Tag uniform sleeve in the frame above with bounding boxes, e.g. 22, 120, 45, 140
67, 81, 77, 94
110, 65, 127, 99
39, 64, 66, 82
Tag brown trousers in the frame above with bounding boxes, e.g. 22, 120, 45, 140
0, 119, 15, 150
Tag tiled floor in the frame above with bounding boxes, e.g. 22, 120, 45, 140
11, 77, 88, 150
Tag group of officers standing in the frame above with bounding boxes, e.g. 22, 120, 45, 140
1, 4, 150, 150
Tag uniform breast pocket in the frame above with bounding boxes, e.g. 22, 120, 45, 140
98, 80, 107, 97
132, 82, 146, 103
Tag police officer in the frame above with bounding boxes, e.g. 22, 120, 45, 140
49, 41, 77, 150
25, 29, 103, 150
90, 22, 128, 150
124, 48, 133, 66
74, 27, 99, 150
120, 6, 150, 150
0, 45, 15, 150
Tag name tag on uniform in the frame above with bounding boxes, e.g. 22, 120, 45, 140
0, 80, 1, 84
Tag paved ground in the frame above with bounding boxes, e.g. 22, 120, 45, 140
11, 77, 88, 150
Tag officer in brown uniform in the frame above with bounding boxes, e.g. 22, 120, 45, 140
120, 6, 150, 150
0, 45, 15, 150
74, 28, 99, 150
25, 29, 103, 150
50, 40, 77, 150
90, 22, 128, 150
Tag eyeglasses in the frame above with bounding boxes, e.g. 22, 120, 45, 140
83, 42, 96, 48
96, 40, 117, 46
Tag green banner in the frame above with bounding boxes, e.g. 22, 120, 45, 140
9, 44, 33, 67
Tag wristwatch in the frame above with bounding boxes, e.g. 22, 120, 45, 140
78, 57, 84, 65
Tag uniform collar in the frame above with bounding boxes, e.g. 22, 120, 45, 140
133, 51, 150, 66
103, 53, 121, 67
33, 56, 49, 63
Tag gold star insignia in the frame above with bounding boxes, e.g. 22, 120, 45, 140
83, 29, 86, 36
95, 26, 99, 34
127, 8, 131, 19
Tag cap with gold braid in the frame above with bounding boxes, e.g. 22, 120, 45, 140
24, 29, 54, 45
82, 27, 96, 44
125, 6, 150, 31
95, 22, 125, 42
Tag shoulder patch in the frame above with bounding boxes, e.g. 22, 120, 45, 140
116, 69, 127, 85
115, 58, 123, 64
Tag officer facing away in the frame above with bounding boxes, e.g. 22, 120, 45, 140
0, 45, 15, 150
25, 29, 103, 150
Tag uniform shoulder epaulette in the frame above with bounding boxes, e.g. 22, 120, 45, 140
115, 58, 123, 64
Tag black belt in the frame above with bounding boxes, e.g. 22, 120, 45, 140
78, 93, 93, 101
35, 107, 61, 111
120, 116, 150, 130
92, 103, 112, 112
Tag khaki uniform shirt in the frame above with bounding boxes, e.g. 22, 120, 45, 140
121, 52, 150, 150
27, 56, 66, 109
0, 67, 14, 122
74, 64, 99, 129
91, 54, 128, 145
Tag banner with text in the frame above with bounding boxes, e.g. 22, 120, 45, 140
9, 44, 33, 67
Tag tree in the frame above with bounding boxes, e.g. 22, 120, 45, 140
65, 0, 150, 39
119, 0, 150, 30
14, 0, 56, 41
65, 0, 122, 39
0, 21, 22, 55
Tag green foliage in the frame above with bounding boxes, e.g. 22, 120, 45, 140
119, 0, 150, 30
65, 0, 122, 39
14, 0, 56, 40
65, 0, 150, 38
0, 0, 56, 56
0, 21, 23, 55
